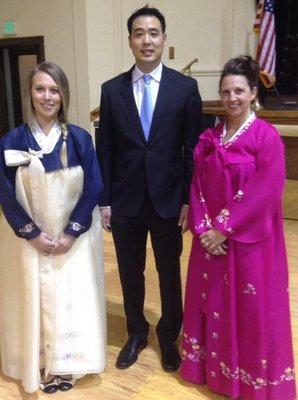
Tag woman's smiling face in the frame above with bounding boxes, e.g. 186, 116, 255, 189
31, 72, 62, 125
220, 74, 257, 123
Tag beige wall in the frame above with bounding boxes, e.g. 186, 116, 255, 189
1, 0, 259, 131
0, 0, 90, 128
88, 0, 257, 108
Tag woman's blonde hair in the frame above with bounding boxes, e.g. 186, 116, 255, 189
23, 61, 70, 128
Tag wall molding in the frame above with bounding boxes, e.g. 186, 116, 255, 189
113, 0, 124, 74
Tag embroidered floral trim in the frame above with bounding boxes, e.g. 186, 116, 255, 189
220, 112, 256, 148
45, 343, 51, 351
183, 333, 295, 390
233, 189, 244, 202
53, 351, 84, 361
61, 330, 78, 340
182, 333, 205, 362
19, 222, 36, 236
199, 192, 206, 203
243, 283, 257, 295
215, 208, 234, 234
213, 312, 220, 319
68, 221, 85, 232
220, 362, 295, 390
195, 213, 212, 232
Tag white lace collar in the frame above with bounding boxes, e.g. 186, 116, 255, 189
31, 120, 62, 154
221, 112, 256, 147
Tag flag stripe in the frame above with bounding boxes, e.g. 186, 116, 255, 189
260, 23, 274, 67
255, 0, 276, 88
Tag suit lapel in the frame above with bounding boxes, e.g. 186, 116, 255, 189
120, 69, 145, 142
148, 66, 172, 142
119, 65, 173, 143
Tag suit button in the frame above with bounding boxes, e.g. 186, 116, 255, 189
146, 149, 150, 154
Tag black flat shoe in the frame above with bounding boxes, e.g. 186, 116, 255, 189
40, 376, 59, 394
58, 376, 76, 391
160, 342, 181, 372
116, 337, 147, 369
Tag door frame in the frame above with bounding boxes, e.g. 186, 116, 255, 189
0, 36, 45, 61
0, 36, 45, 135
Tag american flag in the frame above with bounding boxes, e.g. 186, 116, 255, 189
253, 0, 264, 32
255, 0, 276, 88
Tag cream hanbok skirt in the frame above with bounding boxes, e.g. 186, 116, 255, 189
0, 153, 106, 393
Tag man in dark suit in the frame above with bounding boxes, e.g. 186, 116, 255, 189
97, 6, 203, 371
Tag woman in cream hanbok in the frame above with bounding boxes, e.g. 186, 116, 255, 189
0, 62, 106, 393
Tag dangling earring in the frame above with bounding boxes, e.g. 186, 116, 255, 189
252, 98, 263, 110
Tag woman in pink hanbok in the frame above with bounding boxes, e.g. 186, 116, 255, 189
180, 56, 296, 400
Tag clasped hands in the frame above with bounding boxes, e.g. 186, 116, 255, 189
199, 228, 227, 256
29, 232, 76, 256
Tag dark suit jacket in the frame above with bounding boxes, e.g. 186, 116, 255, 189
96, 65, 203, 218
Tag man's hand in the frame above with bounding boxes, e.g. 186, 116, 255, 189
51, 233, 76, 255
100, 207, 112, 232
29, 232, 56, 256
178, 204, 189, 233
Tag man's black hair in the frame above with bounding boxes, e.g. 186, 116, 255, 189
127, 5, 166, 35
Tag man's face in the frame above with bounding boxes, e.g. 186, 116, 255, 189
129, 15, 166, 73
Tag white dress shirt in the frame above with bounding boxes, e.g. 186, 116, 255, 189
132, 63, 163, 114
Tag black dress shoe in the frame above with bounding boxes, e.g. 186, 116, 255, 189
116, 337, 147, 369
160, 342, 181, 372
40, 377, 59, 394
58, 376, 76, 391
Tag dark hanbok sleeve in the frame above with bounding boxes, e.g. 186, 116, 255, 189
64, 128, 103, 237
213, 125, 285, 243
0, 137, 41, 240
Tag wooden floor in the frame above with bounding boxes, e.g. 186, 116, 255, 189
0, 211, 297, 399
284, 180, 298, 219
